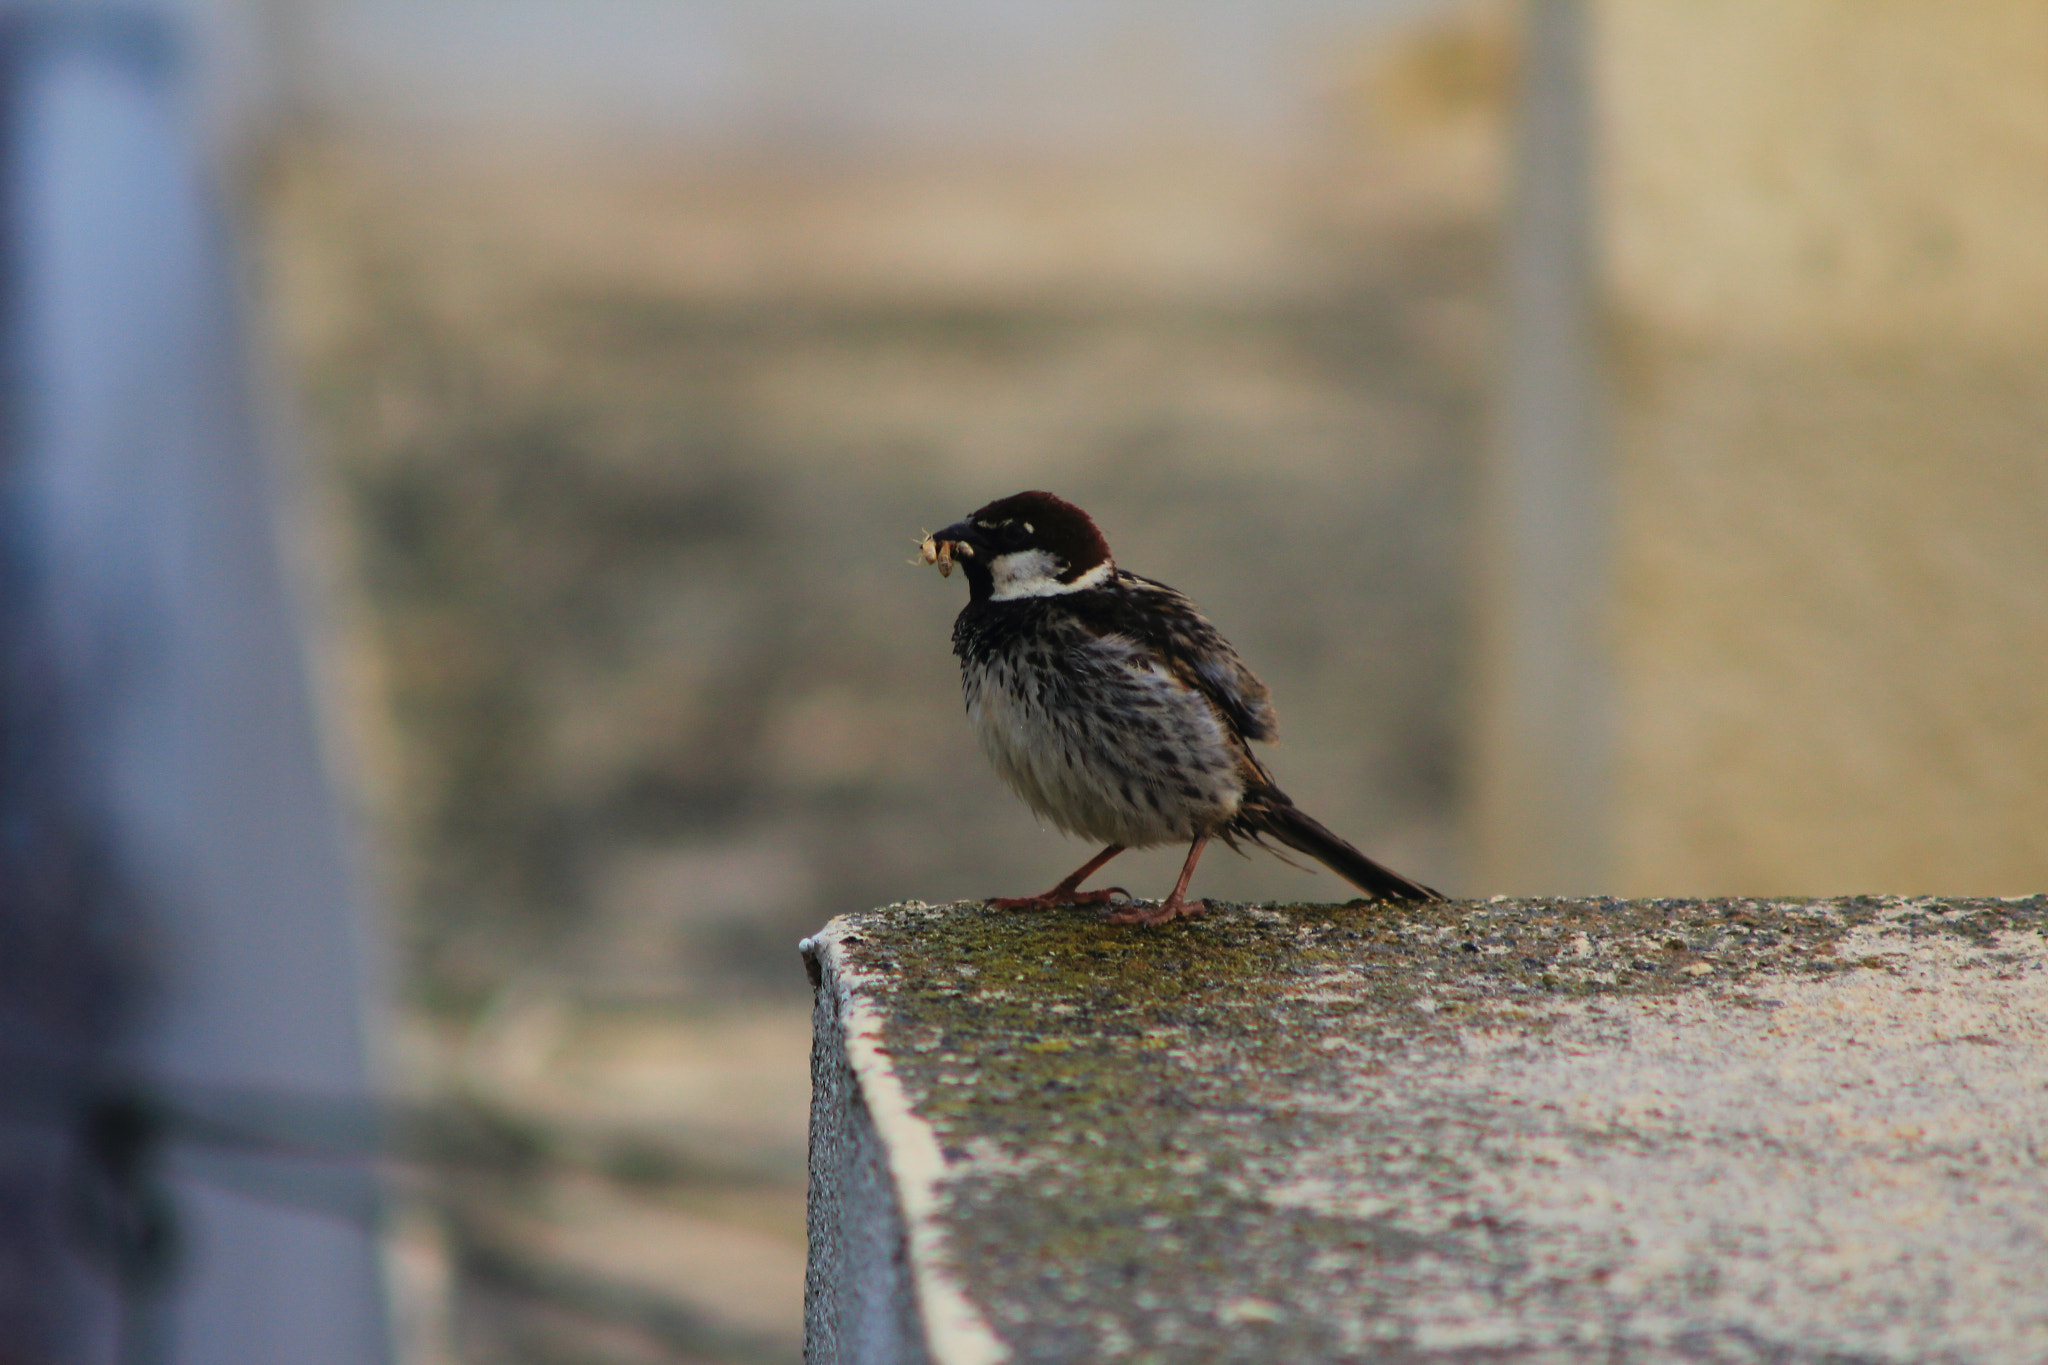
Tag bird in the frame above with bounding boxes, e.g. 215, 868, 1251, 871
919, 490, 1442, 926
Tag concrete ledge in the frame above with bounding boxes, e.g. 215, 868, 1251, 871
804, 896, 2048, 1364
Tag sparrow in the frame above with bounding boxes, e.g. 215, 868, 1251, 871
921, 490, 1442, 926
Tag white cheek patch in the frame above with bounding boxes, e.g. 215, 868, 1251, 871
988, 552, 1113, 600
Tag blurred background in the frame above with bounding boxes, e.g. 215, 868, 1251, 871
3, 0, 2043, 1362
261, 3, 1498, 1362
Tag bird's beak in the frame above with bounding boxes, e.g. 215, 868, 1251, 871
918, 520, 981, 577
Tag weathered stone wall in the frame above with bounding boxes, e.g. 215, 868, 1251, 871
805, 940, 933, 1365
808, 896, 2048, 1364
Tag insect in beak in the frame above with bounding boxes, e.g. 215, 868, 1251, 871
915, 533, 973, 577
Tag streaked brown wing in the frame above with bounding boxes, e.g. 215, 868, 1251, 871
1062, 571, 1278, 745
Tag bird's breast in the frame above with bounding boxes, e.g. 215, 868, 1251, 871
958, 625, 1245, 849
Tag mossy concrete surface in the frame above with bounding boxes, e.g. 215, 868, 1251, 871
804, 896, 2048, 1364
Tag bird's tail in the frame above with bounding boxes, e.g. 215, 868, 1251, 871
1233, 786, 1443, 902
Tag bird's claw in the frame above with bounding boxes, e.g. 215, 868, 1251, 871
986, 885, 1129, 912
1105, 897, 1209, 927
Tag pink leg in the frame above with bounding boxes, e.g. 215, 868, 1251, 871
987, 843, 1129, 910
1107, 836, 1211, 926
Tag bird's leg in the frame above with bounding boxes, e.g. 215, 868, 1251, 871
986, 843, 1129, 911
1107, 836, 1210, 926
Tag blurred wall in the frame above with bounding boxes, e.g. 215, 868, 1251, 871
1483, 1, 2048, 895
277, 0, 1454, 155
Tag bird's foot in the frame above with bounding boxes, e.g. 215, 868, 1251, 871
1105, 895, 1208, 927
986, 885, 1130, 912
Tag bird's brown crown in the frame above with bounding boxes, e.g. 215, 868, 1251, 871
962, 490, 1112, 584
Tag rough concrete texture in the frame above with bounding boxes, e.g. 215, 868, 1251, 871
805, 895, 2048, 1364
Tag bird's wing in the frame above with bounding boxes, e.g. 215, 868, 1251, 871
1073, 571, 1279, 745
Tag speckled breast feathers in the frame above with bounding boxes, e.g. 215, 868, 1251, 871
953, 571, 1274, 849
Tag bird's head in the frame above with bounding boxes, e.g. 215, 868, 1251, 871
919, 491, 1114, 602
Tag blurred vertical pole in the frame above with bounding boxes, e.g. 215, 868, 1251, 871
0, 23, 138, 1365
1, 7, 391, 1364
1474, 0, 1607, 894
